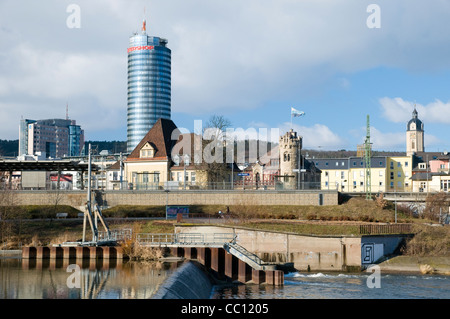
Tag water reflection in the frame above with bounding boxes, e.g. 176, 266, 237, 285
0, 258, 182, 299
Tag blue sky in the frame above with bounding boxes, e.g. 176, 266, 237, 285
1, 0, 450, 153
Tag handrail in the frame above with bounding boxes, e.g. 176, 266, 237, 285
136, 232, 236, 246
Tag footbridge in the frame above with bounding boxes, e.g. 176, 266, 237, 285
136, 232, 284, 285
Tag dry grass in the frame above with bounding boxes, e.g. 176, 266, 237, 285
402, 224, 450, 257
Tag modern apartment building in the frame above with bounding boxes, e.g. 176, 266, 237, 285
127, 19, 171, 153
18, 118, 84, 158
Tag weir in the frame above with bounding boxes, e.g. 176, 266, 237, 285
137, 232, 285, 286
21, 246, 124, 260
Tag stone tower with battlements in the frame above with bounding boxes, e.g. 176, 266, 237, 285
279, 129, 302, 189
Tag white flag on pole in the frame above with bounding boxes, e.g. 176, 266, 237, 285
291, 107, 305, 117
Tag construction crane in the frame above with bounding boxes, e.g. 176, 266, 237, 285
364, 115, 372, 200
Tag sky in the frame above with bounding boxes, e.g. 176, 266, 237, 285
1, 0, 450, 152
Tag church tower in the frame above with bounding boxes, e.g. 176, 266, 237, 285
279, 129, 302, 189
406, 106, 424, 156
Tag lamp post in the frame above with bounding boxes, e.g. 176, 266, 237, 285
165, 189, 169, 220
183, 154, 189, 190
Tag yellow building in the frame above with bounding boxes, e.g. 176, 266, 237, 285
314, 155, 413, 193
386, 156, 413, 192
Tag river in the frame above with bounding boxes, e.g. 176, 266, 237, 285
1, 257, 448, 299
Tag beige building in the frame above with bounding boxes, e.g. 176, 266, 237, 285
115, 118, 233, 190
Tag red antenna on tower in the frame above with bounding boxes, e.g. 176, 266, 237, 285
66, 102, 69, 120
142, 6, 146, 32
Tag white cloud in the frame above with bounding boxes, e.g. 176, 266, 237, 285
379, 97, 450, 124
2, 0, 450, 143
280, 122, 346, 150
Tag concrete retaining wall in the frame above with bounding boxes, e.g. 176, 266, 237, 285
5, 190, 338, 210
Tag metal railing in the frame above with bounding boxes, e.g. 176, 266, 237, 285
224, 243, 263, 266
136, 232, 236, 246
359, 224, 412, 235
98, 228, 132, 242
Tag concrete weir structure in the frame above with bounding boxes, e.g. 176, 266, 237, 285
174, 225, 410, 272
168, 246, 284, 286
22, 246, 124, 260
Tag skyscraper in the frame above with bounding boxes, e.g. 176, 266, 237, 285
127, 19, 171, 153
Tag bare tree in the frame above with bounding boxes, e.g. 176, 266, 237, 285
423, 192, 449, 222
199, 115, 233, 187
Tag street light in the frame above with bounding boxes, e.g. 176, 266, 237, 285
183, 154, 190, 190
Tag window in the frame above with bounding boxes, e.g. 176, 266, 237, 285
397, 162, 401, 167
397, 181, 402, 188
341, 171, 345, 179
379, 182, 383, 186
390, 172, 394, 180
353, 161, 356, 166
390, 182, 394, 188
390, 161, 394, 169
143, 172, 149, 183
325, 172, 329, 176
153, 172, 160, 183
140, 143, 155, 158
398, 172, 401, 178
191, 172, 196, 184
405, 162, 409, 167
419, 163, 426, 169
379, 171, 383, 176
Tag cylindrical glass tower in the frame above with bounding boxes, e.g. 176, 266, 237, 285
127, 20, 171, 153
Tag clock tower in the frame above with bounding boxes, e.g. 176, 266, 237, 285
406, 106, 424, 155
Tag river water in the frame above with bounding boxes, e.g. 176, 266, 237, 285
1, 257, 449, 299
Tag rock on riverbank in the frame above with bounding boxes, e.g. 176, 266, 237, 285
378, 256, 450, 275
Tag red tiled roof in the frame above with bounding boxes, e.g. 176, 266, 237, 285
127, 119, 180, 161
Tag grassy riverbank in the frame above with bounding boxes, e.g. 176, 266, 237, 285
0, 198, 448, 259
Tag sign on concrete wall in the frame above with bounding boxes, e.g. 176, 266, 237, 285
361, 243, 384, 265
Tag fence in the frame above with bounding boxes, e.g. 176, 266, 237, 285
359, 224, 412, 235
136, 232, 236, 246
98, 228, 132, 242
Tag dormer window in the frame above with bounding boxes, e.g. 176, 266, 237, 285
140, 142, 155, 158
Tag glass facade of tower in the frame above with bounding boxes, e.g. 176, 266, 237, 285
127, 31, 171, 153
